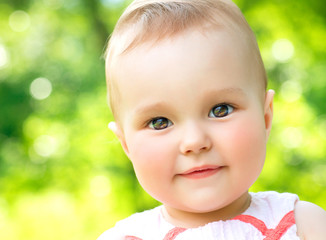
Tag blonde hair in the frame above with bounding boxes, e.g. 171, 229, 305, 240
105, 0, 267, 118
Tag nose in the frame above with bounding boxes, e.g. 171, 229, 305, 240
179, 121, 212, 155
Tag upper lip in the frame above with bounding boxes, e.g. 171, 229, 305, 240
179, 165, 222, 175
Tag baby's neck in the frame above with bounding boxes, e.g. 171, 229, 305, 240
162, 192, 251, 228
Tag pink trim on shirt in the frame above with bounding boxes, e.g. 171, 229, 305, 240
163, 227, 187, 240
125, 227, 186, 240
125, 211, 295, 240
233, 211, 295, 240
125, 236, 143, 240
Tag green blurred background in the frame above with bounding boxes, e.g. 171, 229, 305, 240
0, 0, 325, 239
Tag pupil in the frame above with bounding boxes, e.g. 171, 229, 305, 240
214, 105, 228, 117
153, 118, 168, 129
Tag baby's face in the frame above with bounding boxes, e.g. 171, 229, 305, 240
112, 29, 273, 217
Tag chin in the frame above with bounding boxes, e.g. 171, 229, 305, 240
179, 198, 227, 214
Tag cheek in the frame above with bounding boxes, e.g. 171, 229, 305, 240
128, 133, 171, 163
126, 132, 176, 186
224, 115, 267, 166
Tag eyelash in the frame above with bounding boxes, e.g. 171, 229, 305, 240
147, 103, 235, 130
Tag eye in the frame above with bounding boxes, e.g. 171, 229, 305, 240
209, 104, 234, 118
148, 117, 173, 130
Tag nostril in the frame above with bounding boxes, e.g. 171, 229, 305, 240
184, 146, 208, 154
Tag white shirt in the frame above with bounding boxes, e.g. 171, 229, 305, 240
97, 191, 300, 240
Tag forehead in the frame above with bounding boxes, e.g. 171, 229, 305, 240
114, 28, 255, 89
111, 29, 264, 119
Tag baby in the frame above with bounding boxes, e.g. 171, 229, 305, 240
98, 0, 326, 239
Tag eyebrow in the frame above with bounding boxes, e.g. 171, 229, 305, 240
134, 102, 170, 116
203, 87, 246, 97
199, 87, 248, 108
204, 87, 249, 106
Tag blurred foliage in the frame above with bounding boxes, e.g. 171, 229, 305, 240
0, 0, 325, 239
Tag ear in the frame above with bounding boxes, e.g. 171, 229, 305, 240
108, 121, 130, 156
264, 89, 275, 139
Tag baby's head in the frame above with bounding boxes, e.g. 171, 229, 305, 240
105, 0, 274, 226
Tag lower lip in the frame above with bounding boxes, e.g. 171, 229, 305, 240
179, 168, 222, 179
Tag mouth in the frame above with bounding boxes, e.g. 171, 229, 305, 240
178, 165, 223, 179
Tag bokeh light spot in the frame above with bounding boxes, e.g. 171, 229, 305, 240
281, 127, 303, 149
34, 135, 58, 157
272, 39, 295, 62
30, 77, 52, 100
9, 10, 31, 32
90, 175, 111, 198
0, 44, 9, 68
280, 80, 302, 102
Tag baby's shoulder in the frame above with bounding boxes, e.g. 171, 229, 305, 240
295, 200, 326, 240
97, 206, 163, 240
